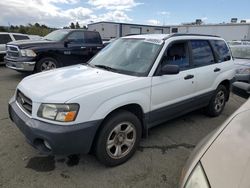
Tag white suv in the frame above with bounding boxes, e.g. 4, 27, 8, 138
0, 32, 30, 61
9, 34, 235, 166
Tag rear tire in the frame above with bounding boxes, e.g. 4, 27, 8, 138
95, 110, 142, 167
36, 57, 59, 72
205, 85, 228, 117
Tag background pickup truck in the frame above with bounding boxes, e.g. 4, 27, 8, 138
4, 29, 103, 72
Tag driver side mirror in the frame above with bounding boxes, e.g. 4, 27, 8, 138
160, 64, 180, 75
64, 39, 74, 47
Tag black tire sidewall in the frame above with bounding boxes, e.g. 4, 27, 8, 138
95, 110, 142, 167
36, 57, 59, 72
207, 85, 228, 117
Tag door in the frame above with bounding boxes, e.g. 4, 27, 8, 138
0, 34, 12, 54
190, 40, 220, 95
83, 31, 103, 61
150, 41, 196, 126
64, 31, 90, 65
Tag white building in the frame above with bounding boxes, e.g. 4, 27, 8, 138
170, 23, 250, 41
88, 21, 250, 41
87, 21, 170, 40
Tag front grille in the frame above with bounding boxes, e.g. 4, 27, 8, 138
16, 90, 32, 115
6, 45, 20, 58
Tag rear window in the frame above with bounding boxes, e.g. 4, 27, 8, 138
191, 40, 215, 66
0, 34, 12, 44
210, 40, 231, 62
67, 31, 84, 43
13, 35, 29, 40
84, 32, 102, 44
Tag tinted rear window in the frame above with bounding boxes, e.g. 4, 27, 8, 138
0, 34, 12, 44
13, 35, 29, 41
67, 31, 84, 43
191, 40, 215, 66
210, 40, 231, 62
84, 32, 102, 44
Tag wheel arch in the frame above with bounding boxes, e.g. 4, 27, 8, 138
90, 103, 148, 153
218, 79, 230, 101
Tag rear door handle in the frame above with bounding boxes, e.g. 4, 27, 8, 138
81, 46, 86, 49
184, 75, 194, 80
214, 68, 221, 72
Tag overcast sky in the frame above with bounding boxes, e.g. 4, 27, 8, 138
0, 0, 250, 28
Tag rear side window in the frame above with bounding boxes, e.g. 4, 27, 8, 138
210, 40, 231, 62
0, 34, 12, 44
84, 32, 102, 44
13, 35, 29, 40
67, 31, 84, 43
191, 40, 214, 67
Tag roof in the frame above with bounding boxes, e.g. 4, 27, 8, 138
122, 33, 220, 40
123, 34, 169, 40
0, 32, 28, 35
171, 22, 250, 28
87, 21, 170, 29
88, 21, 250, 29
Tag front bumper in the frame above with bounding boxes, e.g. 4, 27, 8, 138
235, 73, 250, 83
232, 81, 250, 99
5, 57, 36, 72
9, 101, 101, 155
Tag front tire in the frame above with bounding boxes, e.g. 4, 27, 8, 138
95, 110, 142, 166
205, 85, 228, 117
36, 57, 59, 72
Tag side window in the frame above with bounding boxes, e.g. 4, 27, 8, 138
210, 40, 231, 62
84, 32, 102, 44
13, 35, 29, 40
67, 32, 84, 44
162, 41, 190, 69
0, 34, 12, 44
191, 40, 214, 67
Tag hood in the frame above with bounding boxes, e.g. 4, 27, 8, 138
180, 99, 250, 188
200, 100, 250, 188
18, 65, 138, 103
7, 39, 58, 49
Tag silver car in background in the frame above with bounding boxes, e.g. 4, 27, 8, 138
179, 96, 250, 188
231, 45, 250, 83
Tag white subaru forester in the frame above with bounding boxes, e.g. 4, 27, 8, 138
9, 34, 235, 166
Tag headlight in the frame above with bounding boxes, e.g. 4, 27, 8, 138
236, 67, 250, 74
185, 163, 210, 188
20, 49, 37, 57
37, 104, 79, 122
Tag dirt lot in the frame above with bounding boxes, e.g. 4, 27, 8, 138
0, 65, 246, 188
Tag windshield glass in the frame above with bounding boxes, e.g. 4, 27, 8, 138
89, 38, 163, 76
43, 30, 69, 41
230, 45, 250, 59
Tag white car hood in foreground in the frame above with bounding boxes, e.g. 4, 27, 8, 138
18, 65, 138, 103
201, 99, 250, 188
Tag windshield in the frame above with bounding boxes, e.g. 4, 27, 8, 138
230, 45, 250, 59
89, 38, 163, 76
43, 30, 69, 41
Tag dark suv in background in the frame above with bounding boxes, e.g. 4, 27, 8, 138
4, 29, 103, 72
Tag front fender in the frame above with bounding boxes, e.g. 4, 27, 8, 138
89, 90, 151, 121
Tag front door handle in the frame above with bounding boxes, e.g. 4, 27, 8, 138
81, 46, 86, 49
184, 75, 194, 80
214, 68, 221, 72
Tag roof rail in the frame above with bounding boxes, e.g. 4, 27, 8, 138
163, 33, 220, 40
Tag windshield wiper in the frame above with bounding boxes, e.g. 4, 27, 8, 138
94, 65, 119, 72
